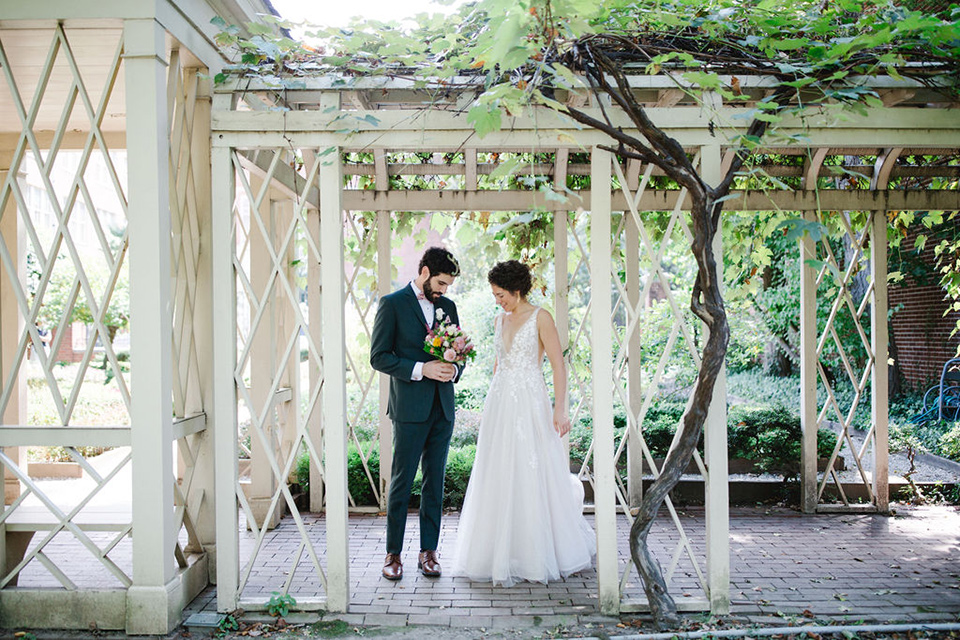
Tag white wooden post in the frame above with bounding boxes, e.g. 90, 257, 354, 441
625, 197, 643, 510
553, 150, 571, 457
188, 71, 218, 572
700, 143, 729, 614
799, 210, 819, 513
871, 210, 889, 513
123, 18, 178, 635
0, 148, 25, 506
278, 196, 298, 490
590, 147, 618, 615
377, 208, 392, 509
305, 149, 324, 514
211, 93, 239, 612
320, 139, 349, 612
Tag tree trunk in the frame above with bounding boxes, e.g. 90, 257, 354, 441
628, 193, 730, 628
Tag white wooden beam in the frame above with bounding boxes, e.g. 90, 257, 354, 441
553, 150, 570, 458
338, 189, 960, 213
123, 17, 176, 635
304, 151, 324, 514
210, 95, 239, 613
701, 143, 729, 615
871, 210, 890, 513
211, 106, 960, 149
376, 210, 392, 511
0, 147, 26, 507
591, 147, 618, 615
319, 143, 349, 612
187, 68, 218, 578
799, 210, 819, 514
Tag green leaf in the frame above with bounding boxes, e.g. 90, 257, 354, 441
681, 71, 723, 90
489, 157, 521, 180
467, 104, 502, 138
779, 218, 827, 243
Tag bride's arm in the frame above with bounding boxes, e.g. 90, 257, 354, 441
538, 309, 570, 437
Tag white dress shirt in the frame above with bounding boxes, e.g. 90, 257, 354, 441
410, 281, 433, 381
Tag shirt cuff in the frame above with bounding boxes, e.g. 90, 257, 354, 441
411, 361, 424, 381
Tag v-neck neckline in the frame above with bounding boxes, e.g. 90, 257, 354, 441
501, 307, 538, 355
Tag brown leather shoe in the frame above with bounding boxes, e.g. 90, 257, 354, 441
418, 550, 441, 577
382, 553, 402, 580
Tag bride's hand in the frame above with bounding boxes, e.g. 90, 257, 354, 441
553, 410, 571, 437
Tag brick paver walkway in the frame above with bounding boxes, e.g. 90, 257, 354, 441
179, 505, 960, 629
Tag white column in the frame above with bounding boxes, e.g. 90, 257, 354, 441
188, 70, 218, 574
0, 149, 25, 505
799, 210, 819, 513
625, 207, 643, 509
700, 144, 729, 614
590, 147, 618, 615
320, 141, 349, 612
553, 150, 571, 457
377, 209, 392, 510
306, 155, 324, 513
211, 94, 239, 612
870, 210, 889, 513
123, 18, 178, 635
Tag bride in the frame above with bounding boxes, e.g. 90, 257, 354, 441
452, 260, 595, 586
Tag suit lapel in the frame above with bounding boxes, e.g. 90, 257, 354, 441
403, 285, 430, 334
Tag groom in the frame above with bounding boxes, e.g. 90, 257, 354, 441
370, 247, 463, 580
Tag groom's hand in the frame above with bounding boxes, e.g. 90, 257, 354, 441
423, 360, 457, 383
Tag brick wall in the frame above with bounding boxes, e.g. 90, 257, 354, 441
889, 219, 960, 389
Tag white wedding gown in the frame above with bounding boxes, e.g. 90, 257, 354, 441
452, 307, 596, 586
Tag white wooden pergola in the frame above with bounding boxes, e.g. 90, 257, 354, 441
208, 73, 960, 617
1, 0, 959, 633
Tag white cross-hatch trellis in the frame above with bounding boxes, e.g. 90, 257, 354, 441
0, 3, 958, 631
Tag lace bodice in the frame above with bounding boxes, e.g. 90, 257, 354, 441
494, 307, 543, 375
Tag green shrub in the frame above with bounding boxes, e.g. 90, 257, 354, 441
296, 444, 311, 492
442, 445, 476, 510
727, 405, 837, 472
347, 445, 380, 506
939, 423, 960, 462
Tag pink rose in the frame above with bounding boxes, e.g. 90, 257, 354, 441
443, 348, 457, 362
454, 336, 466, 351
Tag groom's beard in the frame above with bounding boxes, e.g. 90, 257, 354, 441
423, 279, 442, 302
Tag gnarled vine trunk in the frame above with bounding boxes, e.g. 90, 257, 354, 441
559, 35, 786, 629
627, 194, 729, 627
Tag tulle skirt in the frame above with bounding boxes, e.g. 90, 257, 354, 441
451, 371, 596, 586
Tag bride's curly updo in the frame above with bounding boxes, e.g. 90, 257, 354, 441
488, 260, 532, 298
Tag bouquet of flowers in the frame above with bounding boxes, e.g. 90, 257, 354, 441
424, 309, 477, 363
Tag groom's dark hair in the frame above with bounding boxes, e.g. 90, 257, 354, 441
420, 247, 460, 277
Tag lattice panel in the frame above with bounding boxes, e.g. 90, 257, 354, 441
0, 24, 134, 590
168, 51, 208, 562
609, 156, 709, 604
343, 212, 383, 509
811, 211, 880, 507
566, 209, 594, 442
0, 24, 130, 426
231, 147, 327, 601
571, 154, 711, 606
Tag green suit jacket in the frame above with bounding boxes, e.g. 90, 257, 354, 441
370, 284, 463, 423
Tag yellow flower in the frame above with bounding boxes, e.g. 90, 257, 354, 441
432, 337, 443, 347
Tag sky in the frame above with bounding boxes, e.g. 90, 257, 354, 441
269, 0, 458, 29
